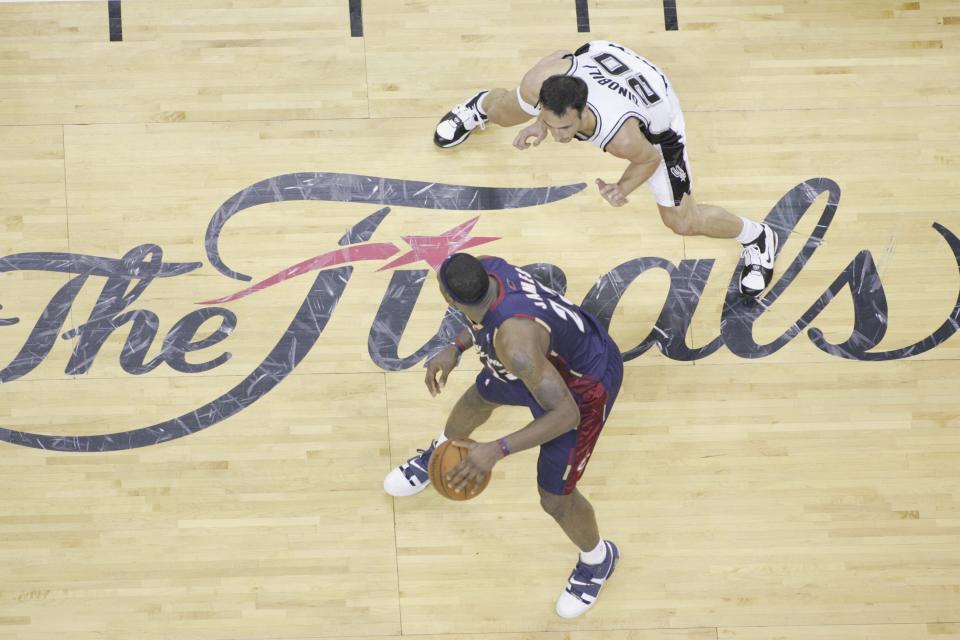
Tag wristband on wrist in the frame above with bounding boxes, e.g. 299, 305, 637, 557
497, 437, 511, 457
453, 337, 469, 353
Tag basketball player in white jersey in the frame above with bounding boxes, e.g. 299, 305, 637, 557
433, 40, 777, 297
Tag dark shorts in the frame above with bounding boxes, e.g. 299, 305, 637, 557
475, 346, 623, 495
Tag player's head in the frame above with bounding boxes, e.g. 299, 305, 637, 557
438, 253, 489, 308
539, 75, 588, 143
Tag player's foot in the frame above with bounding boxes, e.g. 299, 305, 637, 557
433, 91, 489, 148
739, 223, 778, 298
383, 439, 438, 497
555, 540, 620, 619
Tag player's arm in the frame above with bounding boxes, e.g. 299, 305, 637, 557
447, 318, 580, 492
424, 326, 473, 397
452, 326, 474, 350
512, 56, 576, 149
494, 318, 580, 452
596, 122, 663, 206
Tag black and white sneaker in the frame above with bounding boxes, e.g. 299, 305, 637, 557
739, 223, 778, 298
383, 439, 437, 497
433, 91, 489, 148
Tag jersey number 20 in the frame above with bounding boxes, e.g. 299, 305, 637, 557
592, 52, 662, 107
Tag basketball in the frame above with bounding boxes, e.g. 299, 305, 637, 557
428, 440, 491, 501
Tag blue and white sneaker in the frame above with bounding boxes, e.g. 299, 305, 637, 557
555, 540, 620, 618
383, 439, 438, 497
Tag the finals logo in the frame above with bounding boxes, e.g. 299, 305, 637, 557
1, 173, 958, 452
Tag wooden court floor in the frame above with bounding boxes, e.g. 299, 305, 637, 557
2, 1, 960, 639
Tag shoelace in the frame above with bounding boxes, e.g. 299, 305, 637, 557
567, 561, 599, 594
413, 441, 436, 464
741, 244, 762, 266
453, 103, 486, 131
401, 442, 435, 479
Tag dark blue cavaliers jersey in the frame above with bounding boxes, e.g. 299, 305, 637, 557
469, 257, 619, 385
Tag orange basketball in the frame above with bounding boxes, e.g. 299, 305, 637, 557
428, 440, 491, 501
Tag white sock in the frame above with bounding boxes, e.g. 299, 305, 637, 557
736, 217, 764, 244
580, 538, 607, 565
436, 433, 448, 446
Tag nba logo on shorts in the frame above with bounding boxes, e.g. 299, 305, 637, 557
670, 165, 688, 182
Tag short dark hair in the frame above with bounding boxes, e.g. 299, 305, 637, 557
439, 253, 489, 305
539, 75, 588, 117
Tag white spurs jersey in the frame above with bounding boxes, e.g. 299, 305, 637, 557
565, 41, 684, 151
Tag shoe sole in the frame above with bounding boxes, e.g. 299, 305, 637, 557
433, 130, 472, 149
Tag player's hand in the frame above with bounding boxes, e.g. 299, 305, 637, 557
448, 440, 503, 494
424, 345, 460, 397
513, 121, 547, 150
596, 178, 628, 207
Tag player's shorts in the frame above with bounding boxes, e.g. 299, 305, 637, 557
646, 104, 692, 208
474, 340, 623, 495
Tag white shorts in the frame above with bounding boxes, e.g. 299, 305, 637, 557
645, 109, 692, 208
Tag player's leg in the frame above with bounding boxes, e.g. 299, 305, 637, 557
650, 145, 779, 297
434, 86, 534, 148
657, 193, 742, 238
537, 364, 621, 618
481, 88, 536, 127
539, 486, 601, 552
540, 476, 620, 620
442, 383, 500, 441
658, 194, 779, 297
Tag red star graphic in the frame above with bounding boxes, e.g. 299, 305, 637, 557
377, 216, 500, 272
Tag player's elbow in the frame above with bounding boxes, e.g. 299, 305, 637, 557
543, 399, 580, 438
559, 398, 581, 432
635, 149, 662, 171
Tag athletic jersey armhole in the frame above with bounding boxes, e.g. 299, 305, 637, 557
488, 272, 507, 310
600, 112, 646, 152
577, 103, 603, 144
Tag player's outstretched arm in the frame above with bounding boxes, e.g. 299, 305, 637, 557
598, 123, 663, 206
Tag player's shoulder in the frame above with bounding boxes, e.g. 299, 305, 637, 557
495, 315, 546, 350
522, 54, 574, 89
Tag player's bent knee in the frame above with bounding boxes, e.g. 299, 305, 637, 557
659, 206, 696, 236
539, 488, 572, 519
461, 384, 499, 414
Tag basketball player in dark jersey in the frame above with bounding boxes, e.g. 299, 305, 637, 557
432, 40, 778, 298
383, 253, 624, 618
